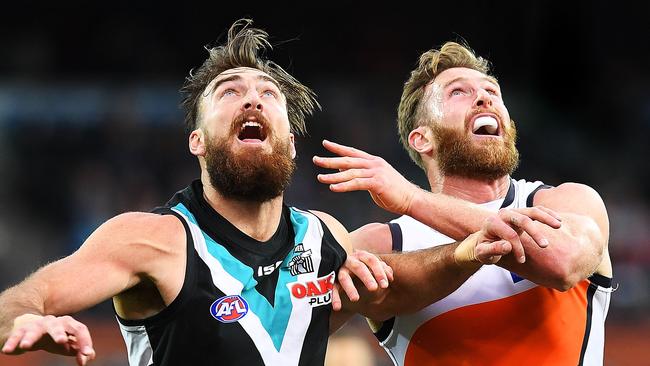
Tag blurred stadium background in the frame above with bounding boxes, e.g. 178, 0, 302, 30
0, 3, 648, 365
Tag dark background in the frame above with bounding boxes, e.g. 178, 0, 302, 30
0, 2, 648, 365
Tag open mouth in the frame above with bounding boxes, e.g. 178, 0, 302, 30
472, 115, 500, 136
237, 120, 267, 142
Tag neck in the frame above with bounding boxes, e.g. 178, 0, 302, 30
200, 172, 284, 242
426, 168, 511, 204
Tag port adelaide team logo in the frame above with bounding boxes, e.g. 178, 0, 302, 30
210, 295, 249, 323
287, 244, 314, 275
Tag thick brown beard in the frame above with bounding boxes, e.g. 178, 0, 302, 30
432, 121, 519, 181
204, 133, 295, 203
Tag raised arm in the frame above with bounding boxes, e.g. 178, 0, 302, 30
0, 212, 184, 365
314, 140, 609, 290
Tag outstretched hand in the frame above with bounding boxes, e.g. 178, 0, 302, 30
332, 249, 394, 311
313, 140, 420, 215
2, 314, 96, 365
455, 206, 562, 265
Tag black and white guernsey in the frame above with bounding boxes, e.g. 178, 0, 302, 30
115, 180, 347, 365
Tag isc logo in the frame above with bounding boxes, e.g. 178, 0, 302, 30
210, 295, 249, 323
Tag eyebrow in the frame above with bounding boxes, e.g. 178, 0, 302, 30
210, 74, 281, 94
211, 74, 242, 94
257, 75, 281, 90
442, 76, 500, 90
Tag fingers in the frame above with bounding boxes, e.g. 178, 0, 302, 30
61, 317, 94, 360
2, 315, 95, 363
486, 215, 526, 263
313, 155, 372, 171
77, 353, 90, 366
336, 250, 393, 305
344, 255, 378, 292
17, 317, 51, 350
508, 212, 551, 249
337, 268, 359, 302
382, 260, 394, 283
503, 207, 563, 248
321, 140, 375, 159
317, 168, 371, 185
327, 178, 376, 193
532, 206, 563, 224
331, 286, 342, 311
358, 251, 391, 289
516, 207, 562, 229
2, 327, 26, 354
475, 240, 511, 264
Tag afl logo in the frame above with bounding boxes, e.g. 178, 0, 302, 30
210, 295, 249, 323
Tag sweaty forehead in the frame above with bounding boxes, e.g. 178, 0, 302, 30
431, 67, 499, 89
214, 67, 277, 83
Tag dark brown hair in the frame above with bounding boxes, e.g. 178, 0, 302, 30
180, 19, 319, 135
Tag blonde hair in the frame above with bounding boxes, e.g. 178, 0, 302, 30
180, 19, 319, 135
397, 42, 492, 168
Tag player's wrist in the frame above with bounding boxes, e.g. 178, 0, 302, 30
453, 232, 482, 269
403, 185, 425, 217
13, 313, 43, 327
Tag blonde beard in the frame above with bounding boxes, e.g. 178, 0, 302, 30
432, 121, 519, 181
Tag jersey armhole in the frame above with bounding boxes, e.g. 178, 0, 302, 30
373, 316, 395, 343
116, 208, 196, 327
526, 184, 553, 207
371, 222, 401, 342
588, 273, 613, 288
387, 222, 403, 253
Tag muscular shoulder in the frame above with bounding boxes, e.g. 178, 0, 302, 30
534, 182, 606, 214
350, 223, 393, 254
78, 212, 186, 272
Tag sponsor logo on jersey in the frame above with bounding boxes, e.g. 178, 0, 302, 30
287, 243, 314, 275
289, 271, 334, 307
210, 295, 249, 323
257, 260, 283, 277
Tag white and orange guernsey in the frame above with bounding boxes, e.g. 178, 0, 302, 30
376, 178, 612, 366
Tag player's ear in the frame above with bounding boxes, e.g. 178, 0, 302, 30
408, 126, 434, 154
189, 128, 206, 157
289, 133, 296, 159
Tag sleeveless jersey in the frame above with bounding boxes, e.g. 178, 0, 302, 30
115, 180, 347, 366
376, 178, 613, 366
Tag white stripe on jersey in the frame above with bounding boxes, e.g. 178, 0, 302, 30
117, 322, 154, 366
173, 207, 325, 366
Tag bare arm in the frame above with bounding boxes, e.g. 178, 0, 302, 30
407, 183, 609, 289
346, 223, 479, 316
314, 140, 609, 290
350, 224, 481, 320
495, 183, 610, 289
317, 210, 556, 323
0, 212, 184, 363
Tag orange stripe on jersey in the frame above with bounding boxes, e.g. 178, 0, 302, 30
405, 280, 591, 365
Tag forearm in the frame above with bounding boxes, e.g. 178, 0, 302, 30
352, 242, 480, 320
498, 214, 604, 290
407, 189, 493, 240
0, 284, 46, 345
